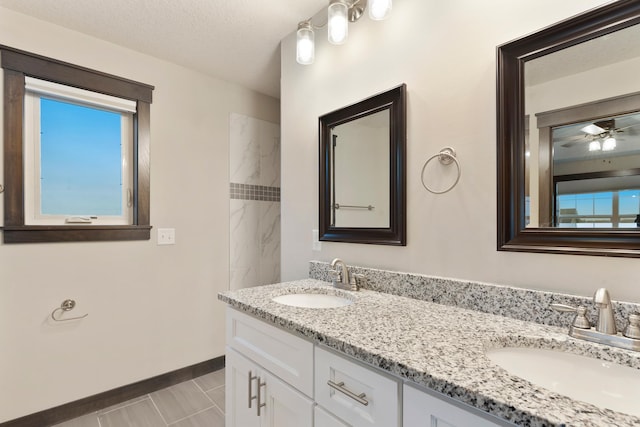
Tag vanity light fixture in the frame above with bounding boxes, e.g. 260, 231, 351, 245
296, 0, 392, 65
328, 0, 349, 44
296, 21, 315, 64
369, 0, 392, 20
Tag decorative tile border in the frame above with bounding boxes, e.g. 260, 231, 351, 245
230, 182, 280, 202
309, 260, 640, 330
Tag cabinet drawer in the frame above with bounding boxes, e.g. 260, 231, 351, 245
315, 346, 400, 427
404, 384, 508, 427
226, 308, 313, 396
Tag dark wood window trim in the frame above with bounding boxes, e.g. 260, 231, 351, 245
1, 45, 154, 243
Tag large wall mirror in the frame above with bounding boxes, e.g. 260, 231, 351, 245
497, 1, 640, 257
319, 84, 406, 245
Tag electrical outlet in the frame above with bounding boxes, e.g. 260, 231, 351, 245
157, 228, 176, 245
312, 229, 322, 251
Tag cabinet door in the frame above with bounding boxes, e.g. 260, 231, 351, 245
403, 385, 505, 427
260, 370, 313, 427
315, 405, 350, 427
226, 348, 260, 427
226, 347, 313, 427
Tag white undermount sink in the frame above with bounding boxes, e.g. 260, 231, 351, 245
486, 347, 640, 417
272, 292, 353, 309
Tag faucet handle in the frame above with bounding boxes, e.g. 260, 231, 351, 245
623, 313, 640, 339
551, 304, 591, 329
350, 273, 366, 290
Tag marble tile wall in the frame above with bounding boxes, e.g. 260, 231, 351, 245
229, 113, 280, 290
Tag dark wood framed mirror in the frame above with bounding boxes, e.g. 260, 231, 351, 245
319, 84, 406, 245
497, 1, 640, 257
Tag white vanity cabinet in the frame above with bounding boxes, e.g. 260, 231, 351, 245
403, 384, 506, 427
225, 307, 511, 427
225, 308, 314, 427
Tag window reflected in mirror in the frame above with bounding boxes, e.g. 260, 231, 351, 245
552, 112, 640, 229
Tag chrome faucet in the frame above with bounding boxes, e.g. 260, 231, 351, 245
551, 287, 639, 352
593, 288, 617, 335
329, 258, 365, 291
331, 258, 350, 288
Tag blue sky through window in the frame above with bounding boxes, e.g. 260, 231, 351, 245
40, 97, 123, 216
619, 190, 640, 216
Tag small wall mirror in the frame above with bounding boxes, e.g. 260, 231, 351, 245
319, 84, 406, 245
497, 1, 640, 257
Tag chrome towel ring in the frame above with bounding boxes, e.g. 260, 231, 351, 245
51, 299, 88, 322
420, 147, 461, 194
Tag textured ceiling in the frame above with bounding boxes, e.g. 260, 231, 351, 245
526, 23, 640, 86
0, 0, 328, 98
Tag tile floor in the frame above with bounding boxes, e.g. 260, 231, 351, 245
53, 369, 225, 427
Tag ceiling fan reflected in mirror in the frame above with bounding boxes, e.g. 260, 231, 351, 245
582, 119, 617, 151
556, 113, 640, 152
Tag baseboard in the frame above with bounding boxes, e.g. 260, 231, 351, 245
0, 355, 225, 427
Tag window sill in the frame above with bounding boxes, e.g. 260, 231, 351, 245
1, 225, 152, 243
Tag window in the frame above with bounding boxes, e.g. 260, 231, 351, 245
24, 77, 135, 226
1, 45, 154, 243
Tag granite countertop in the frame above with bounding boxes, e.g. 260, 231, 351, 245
218, 279, 640, 427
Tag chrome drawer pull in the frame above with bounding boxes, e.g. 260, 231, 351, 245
248, 371, 258, 408
257, 378, 267, 416
327, 380, 369, 406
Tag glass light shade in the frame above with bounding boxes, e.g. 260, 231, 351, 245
588, 140, 601, 151
296, 25, 315, 65
602, 136, 616, 151
369, 0, 392, 20
328, 1, 348, 45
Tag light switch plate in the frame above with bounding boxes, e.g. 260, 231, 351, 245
157, 228, 176, 245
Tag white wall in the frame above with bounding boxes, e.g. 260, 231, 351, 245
0, 8, 279, 422
280, 0, 640, 302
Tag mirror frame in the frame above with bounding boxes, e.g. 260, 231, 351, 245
497, 1, 640, 257
319, 84, 406, 245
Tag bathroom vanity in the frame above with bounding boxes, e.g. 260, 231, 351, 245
219, 274, 640, 427
223, 303, 502, 427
